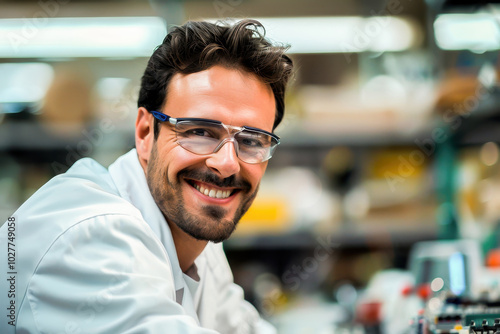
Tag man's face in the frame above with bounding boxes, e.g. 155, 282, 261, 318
145, 66, 276, 243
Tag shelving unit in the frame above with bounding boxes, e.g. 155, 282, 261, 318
432, 88, 500, 242
225, 228, 437, 250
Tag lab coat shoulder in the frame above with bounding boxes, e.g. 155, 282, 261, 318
6, 158, 219, 333
20, 213, 220, 333
9, 157, 144, 303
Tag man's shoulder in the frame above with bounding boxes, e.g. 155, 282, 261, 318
5, 156, 145, 245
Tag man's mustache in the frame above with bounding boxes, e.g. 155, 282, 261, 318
177, 168, 252, 191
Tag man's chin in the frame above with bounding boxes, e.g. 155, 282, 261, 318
179, 218, 237, 243
201, 204, 229, 220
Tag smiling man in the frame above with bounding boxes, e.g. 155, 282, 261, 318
0, 19, 293, 333
140, 67, 275, 257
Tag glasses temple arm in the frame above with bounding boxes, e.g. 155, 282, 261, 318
150, 111, 178, 125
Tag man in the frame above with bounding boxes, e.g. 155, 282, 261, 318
0, 19, 293, 333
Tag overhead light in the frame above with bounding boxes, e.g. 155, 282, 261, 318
434, 13, 500, 51
0, 16, 166, 58
210, 16, 421, 53
0, 63, 53, 104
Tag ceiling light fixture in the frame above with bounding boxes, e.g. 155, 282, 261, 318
0, 16, 166, 58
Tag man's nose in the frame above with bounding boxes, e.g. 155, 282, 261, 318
205, 139, 241, 178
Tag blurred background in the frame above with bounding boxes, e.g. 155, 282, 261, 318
2, 0, 500, 332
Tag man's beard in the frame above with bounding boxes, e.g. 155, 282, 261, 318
146, 143, 258, 243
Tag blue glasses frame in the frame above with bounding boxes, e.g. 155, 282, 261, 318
149, 110, 280, 142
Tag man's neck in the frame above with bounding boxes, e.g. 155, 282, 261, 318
167, 220, 208, 273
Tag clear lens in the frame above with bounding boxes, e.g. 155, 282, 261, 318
175, 121, 224, 154
174, 120, 278, 163
235, 129, 277, 163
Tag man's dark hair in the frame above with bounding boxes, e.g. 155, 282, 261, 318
138, 19, 294, 138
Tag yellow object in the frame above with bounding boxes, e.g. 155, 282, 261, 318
235, 196, 291, 235
369, 149, 427, 180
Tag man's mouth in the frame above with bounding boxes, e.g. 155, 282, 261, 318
187, 180, 237, 199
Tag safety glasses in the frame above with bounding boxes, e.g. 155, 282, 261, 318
150, 110, 280, 164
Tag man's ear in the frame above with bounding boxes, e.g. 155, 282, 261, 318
135, 107, 155, 166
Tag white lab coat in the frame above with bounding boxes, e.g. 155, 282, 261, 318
0, 149, 276, 334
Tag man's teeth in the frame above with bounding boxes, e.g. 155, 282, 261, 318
194, 184, 231, 199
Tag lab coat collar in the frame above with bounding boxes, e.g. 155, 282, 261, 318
108, 149, 187, 293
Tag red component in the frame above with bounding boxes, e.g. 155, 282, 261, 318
355, 301, 382, 325
401, 284, 413, 296
416, 284, 432, 300
486, 248, 500, 268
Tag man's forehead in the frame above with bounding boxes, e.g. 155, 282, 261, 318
168, 66, 270, 95
164, 66, 275, 124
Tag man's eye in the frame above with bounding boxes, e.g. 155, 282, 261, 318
187, 128, 211, 137
238, 131, 272, 147
240, 137, 265, 148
